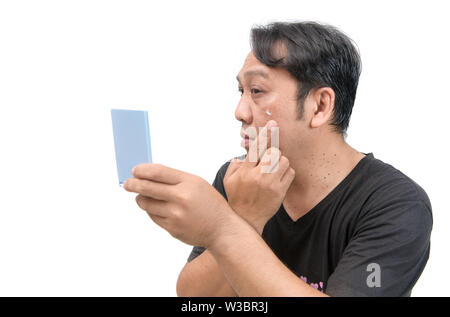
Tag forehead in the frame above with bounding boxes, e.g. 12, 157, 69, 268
236, 51, 272, 82
242, 51, 264, 68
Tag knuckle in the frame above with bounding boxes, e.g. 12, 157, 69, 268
175, 191, 189, 204
171, 209, 184, 223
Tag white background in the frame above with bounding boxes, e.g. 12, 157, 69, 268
0, 0, 448, 296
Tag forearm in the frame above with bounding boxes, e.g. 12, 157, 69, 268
208, 213, 329, 297
176, 249, 237, 297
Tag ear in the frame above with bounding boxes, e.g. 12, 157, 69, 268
310, 87, 335, 129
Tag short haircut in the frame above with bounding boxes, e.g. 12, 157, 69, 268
250, 21, 362, 134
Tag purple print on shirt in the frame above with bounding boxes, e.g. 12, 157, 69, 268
300, 276, 324, 292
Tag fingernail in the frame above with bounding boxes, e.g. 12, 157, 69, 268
267, 120, 277, 129
131, 167, 136, 175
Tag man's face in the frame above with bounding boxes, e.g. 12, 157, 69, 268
236, 51, 305, 155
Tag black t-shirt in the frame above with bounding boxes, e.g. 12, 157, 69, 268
187, 153, 433, 296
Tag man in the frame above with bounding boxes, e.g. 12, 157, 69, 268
123, 21, 432, 296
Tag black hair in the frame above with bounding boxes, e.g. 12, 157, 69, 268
250, 21, 362, 134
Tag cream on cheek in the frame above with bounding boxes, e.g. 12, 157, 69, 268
261, 97, 295, 152
257, 96, 284, 150
255, 92, 278, 125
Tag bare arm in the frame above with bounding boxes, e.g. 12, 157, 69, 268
208, 213, 329, 297
176, 249, 237, 297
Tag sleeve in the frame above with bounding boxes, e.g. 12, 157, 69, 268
186, 160, 231, 263
326, 197, 433, 297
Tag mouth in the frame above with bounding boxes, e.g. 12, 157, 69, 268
240, 128, 257, 150
240, 135, 255, 150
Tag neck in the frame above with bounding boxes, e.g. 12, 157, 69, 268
283, 132, 365, 219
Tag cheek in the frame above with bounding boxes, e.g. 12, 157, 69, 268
270, 105, 299, 149
260, 94, 277, 114
263, 90, 295, 118
278, 124, 288, 144
256, 93, 296, 128
265, 102, 288, 125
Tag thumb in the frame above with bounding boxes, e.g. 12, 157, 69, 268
224, 158, 244, 179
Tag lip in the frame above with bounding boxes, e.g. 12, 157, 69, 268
240, 129, 256, 140
240, 137, 248, 149
240, 136, 255, 149
240, 128, 256, 150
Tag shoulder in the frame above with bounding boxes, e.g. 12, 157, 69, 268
362, 154, 431, 211
356, 153, 433, 234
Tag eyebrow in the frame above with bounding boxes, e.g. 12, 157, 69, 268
236, 69, 269, 83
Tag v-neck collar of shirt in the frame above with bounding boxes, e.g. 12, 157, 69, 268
277, 152, 374, 228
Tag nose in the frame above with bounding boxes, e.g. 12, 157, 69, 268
235, 96, 253, 125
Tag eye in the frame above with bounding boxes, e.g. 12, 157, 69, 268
237, 88, 262, 96
251, 88, 261, 94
